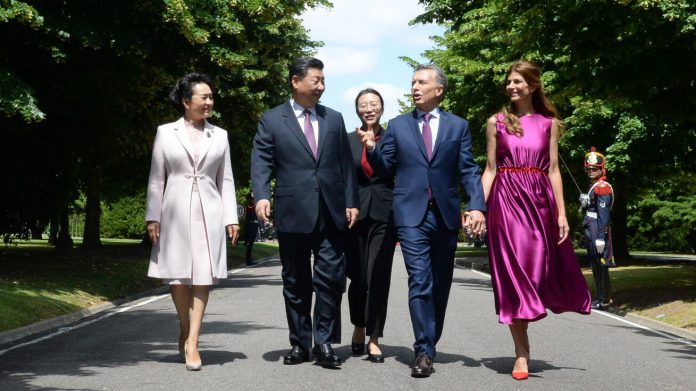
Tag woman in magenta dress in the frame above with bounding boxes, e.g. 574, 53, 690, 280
481, 61, 591, 380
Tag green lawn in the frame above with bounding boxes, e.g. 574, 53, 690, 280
0, 239, 279, 332
454, 246, 696, 332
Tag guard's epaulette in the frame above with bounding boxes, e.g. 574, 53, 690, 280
594, 180, 613, 195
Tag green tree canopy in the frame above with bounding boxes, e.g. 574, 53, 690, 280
0, 0, 328, 247
415, 0, 696, 255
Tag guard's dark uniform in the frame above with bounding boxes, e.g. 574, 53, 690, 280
580, 149, 614, 308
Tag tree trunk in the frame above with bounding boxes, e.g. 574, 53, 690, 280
82, 171, 102, 249
48, 215, 59, 245
611, 174, 631, 260
55, 209, 73, 252
30, 221, 45, 240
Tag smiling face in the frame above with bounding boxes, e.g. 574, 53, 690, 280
356, 93, 383, 129
505, 71, 535, 105
411, 69, 443, 112
292, 68, 325, 108
183, 82, 214, 121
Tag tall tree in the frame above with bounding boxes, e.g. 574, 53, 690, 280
1, 0, 328, 248
415, 0, 696, 257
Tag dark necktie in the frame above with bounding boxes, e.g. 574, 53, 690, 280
303, 109, 317, 157
360, 131, 381, 177
422, 113, 433, 161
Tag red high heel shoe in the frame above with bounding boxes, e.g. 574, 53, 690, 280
512, 370, 529, 380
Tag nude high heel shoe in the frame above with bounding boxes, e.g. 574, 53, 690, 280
184, 341, 202, 371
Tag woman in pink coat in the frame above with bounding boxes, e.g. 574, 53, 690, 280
146, 73, 239, 371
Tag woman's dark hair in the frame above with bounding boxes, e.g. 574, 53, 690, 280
288, 57, 324, 88
501, 60, 563, 137
354, 88, 385, 115
169, 73, 214, 113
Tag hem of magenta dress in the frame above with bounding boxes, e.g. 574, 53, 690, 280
497, 307, 591, 325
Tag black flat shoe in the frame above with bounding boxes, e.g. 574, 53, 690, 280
313, 344, 341, 368
283, 345, 309, 365
351, 342, 365, 355
367, 351, 384, 363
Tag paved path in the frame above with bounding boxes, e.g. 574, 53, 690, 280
1, 249, 694, 390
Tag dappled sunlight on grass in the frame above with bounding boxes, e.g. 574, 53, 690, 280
0, 241, 280, 332
582, 264, 696, 331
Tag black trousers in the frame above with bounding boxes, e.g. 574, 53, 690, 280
345, 216, 398, 337
244, 221, 259, 264
277, 213, 345, 351
589, 256, 612, 303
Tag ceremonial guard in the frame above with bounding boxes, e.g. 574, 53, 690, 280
579, 147, 615, 309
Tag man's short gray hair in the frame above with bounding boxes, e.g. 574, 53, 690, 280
414, 64, 448, 92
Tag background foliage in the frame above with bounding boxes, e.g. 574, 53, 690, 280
415, 0, 696, 254
1, 0, 328, 248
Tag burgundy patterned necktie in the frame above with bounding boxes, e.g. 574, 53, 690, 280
303, 109, 317, 158
422, 113, 433, 161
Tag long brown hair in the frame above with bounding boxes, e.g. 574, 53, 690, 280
501, 60, 563, 136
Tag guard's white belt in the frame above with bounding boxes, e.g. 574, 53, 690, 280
586, 211, 597, 219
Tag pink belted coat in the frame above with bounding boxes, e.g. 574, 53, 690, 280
146, 118, 238, 279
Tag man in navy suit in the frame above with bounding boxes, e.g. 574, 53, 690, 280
358, 64, 486, 377
251, 57, 359, 368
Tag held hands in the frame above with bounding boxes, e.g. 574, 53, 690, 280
346, 208, 359, 229
463, 210, 486, 239
356, 127, 376, 149
227, 224, 240, 246
146, 221, 160, 246
256, 199, 272, 224
557, 215, 570, 244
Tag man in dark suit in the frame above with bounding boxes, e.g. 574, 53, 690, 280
251, 57, 359, 368
358, 64, 486, 377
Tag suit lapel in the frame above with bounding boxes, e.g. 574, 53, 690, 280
315, 105, 328, 162
431, 110, 447, 161
408, 110, 429, 161
282, 101, 316, 160
173, 118, 196, 166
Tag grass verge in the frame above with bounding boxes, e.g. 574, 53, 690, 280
0, 239, 279, 332
455, 246, 696, 333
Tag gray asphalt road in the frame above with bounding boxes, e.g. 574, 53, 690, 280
1, 249, 694, 390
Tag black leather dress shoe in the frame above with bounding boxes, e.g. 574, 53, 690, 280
283, 346, 309, 365
312, 344, 341, 368
351, 341, 365, 355
411, 354, 434, 377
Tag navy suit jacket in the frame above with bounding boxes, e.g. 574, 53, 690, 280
251, 100, 359, 234
368, 109, 485, 230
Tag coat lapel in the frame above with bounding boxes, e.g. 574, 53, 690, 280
173, 118, 196, 166
195, 120, 215, 169
282, 101, 316, 160
408, 110, 429, 161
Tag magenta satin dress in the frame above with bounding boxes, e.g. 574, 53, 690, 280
487, 113, 591, 324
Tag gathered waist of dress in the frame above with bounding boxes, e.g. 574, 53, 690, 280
497, 166, 547, 174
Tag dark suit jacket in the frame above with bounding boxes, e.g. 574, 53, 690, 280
368, 109, 485, 230
251, 100, 359, 234
347, 130, 394, 222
